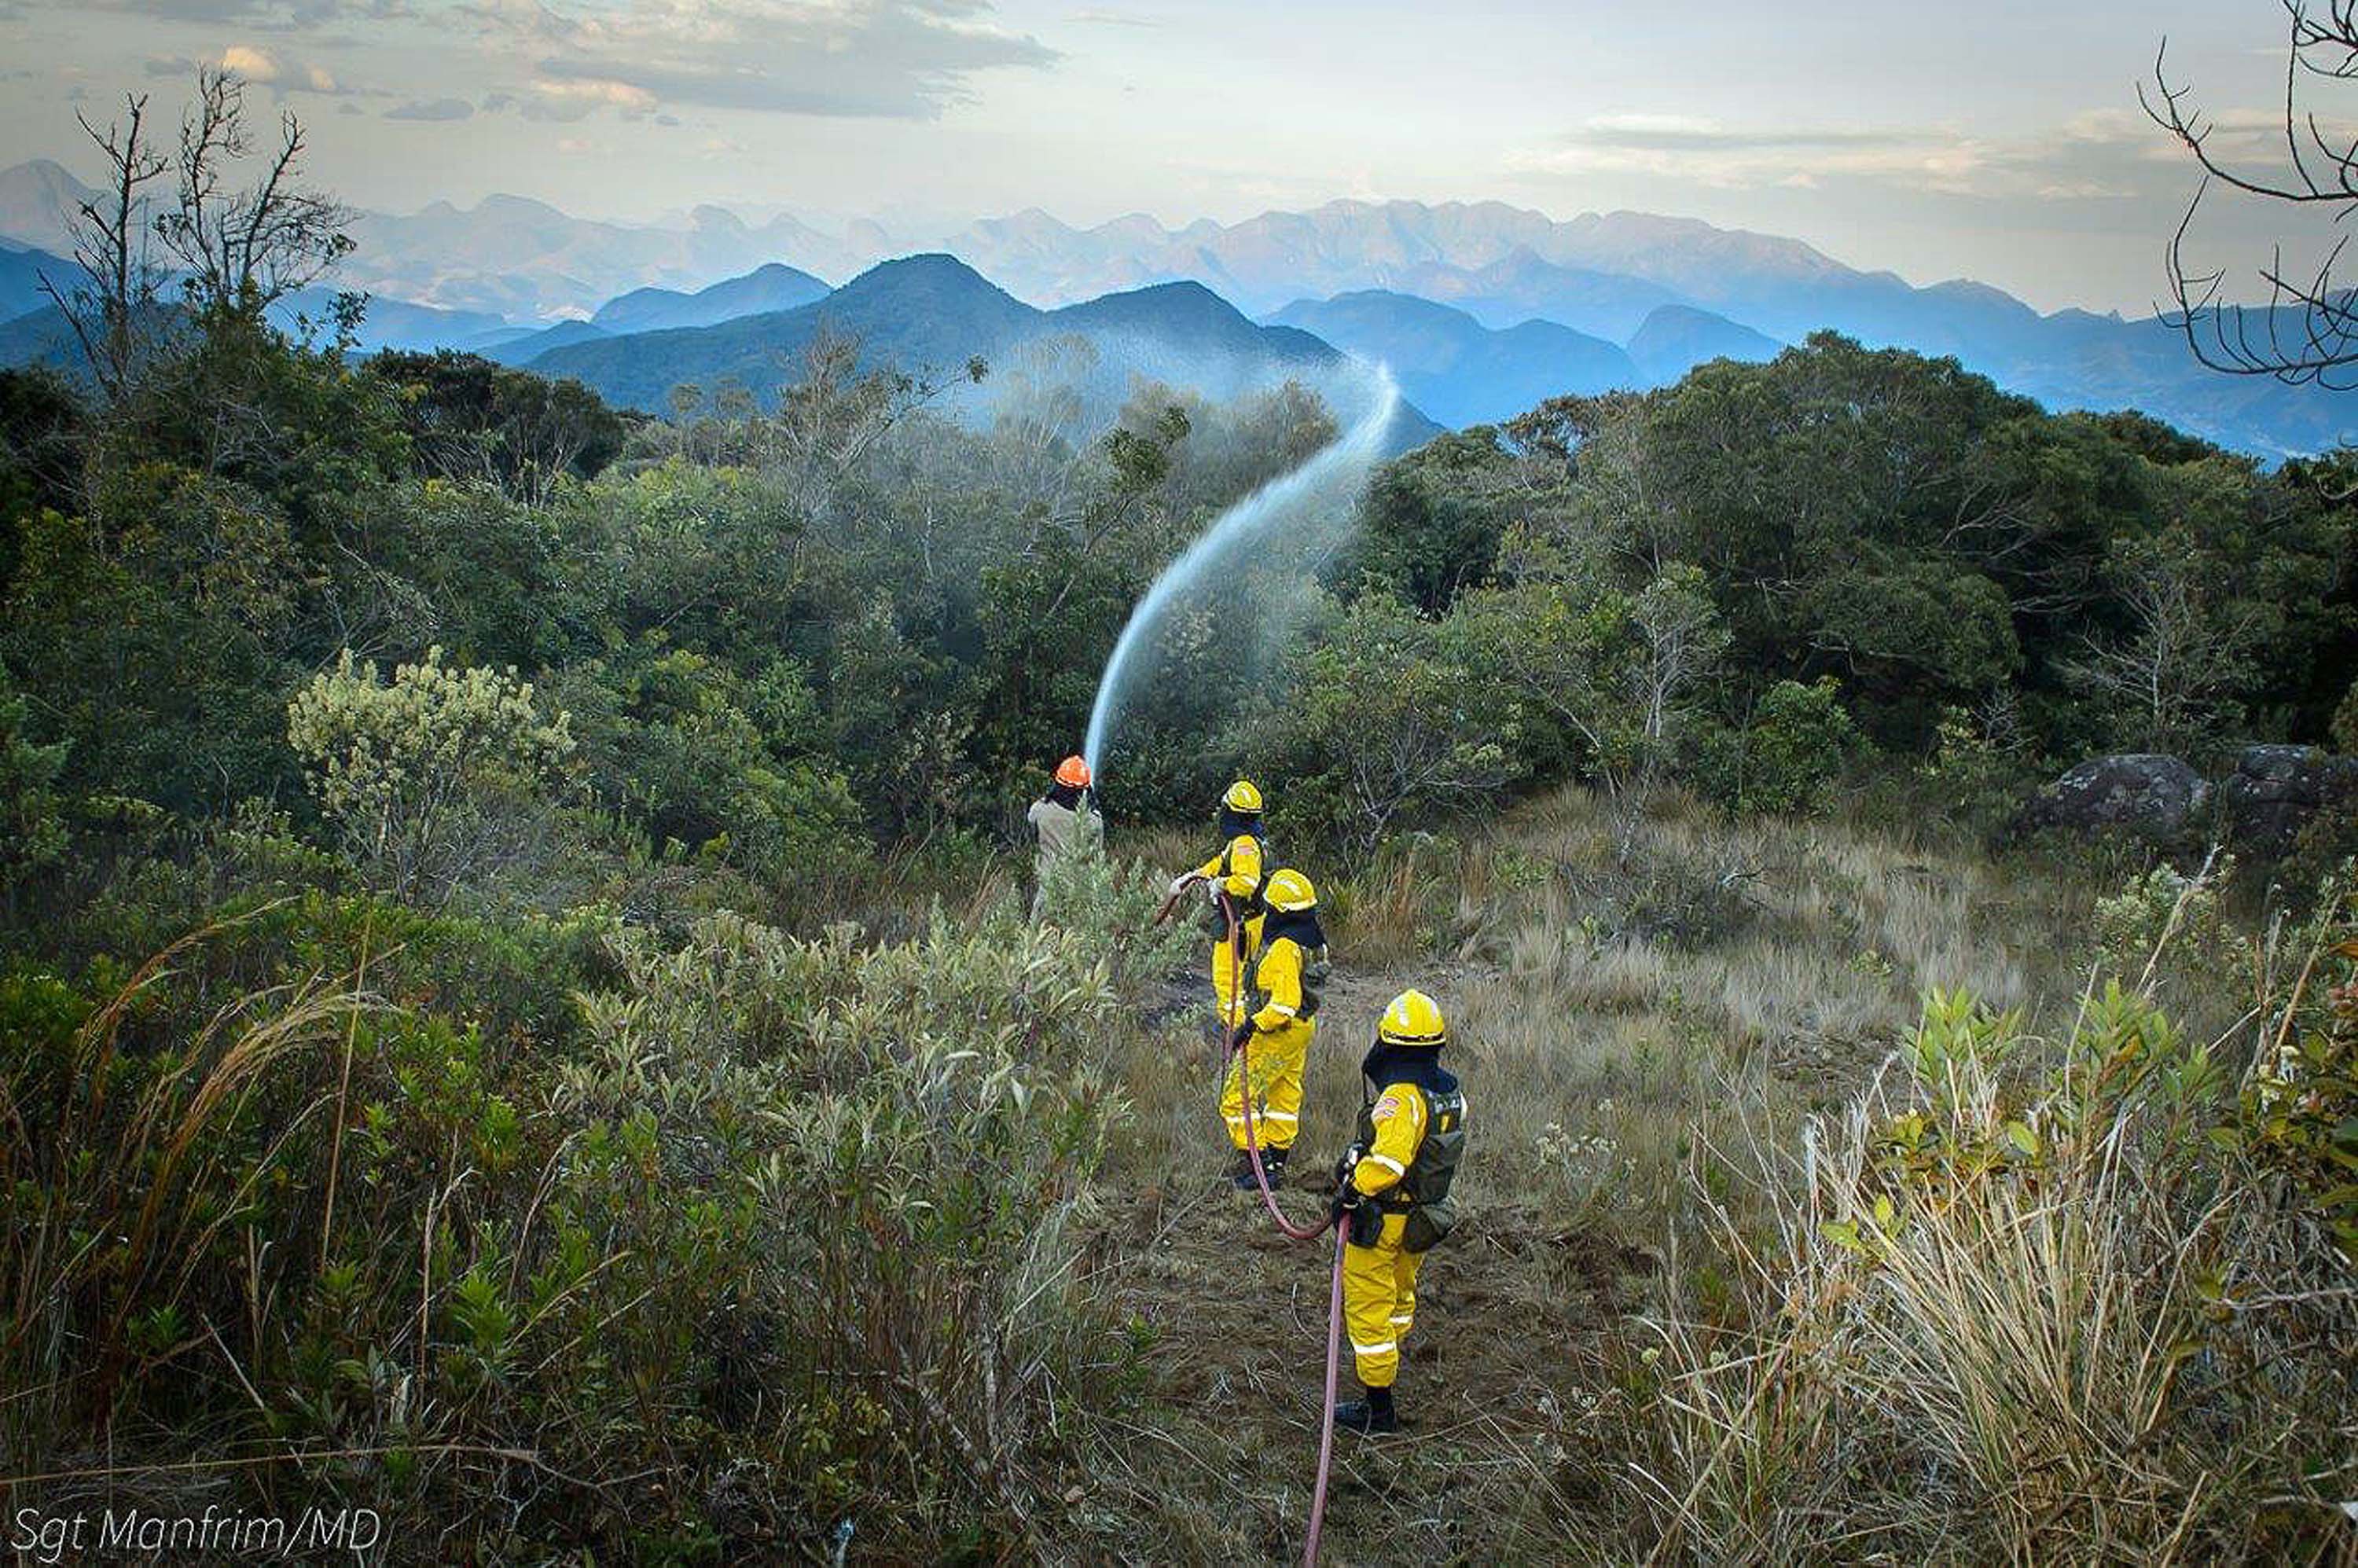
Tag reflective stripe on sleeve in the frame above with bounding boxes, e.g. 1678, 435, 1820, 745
1364, 1152, 1407, 1176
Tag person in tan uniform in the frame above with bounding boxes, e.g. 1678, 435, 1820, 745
1027, 755, 1100, 916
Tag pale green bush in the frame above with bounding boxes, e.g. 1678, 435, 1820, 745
1034, 825, 1198, 997
288, 646, 573, 905
549, 905, 1133, 1547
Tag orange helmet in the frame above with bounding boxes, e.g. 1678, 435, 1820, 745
1054, 755, 1092, 789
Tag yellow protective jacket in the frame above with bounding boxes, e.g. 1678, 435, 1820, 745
1194, 831, 1264, 905
1351, 1082, 1431, 1200
1248, 936, 1309, 1034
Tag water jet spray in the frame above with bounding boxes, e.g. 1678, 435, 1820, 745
1083, 364, 1401, 779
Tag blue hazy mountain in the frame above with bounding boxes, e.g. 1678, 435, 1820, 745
0, 255, 515, 358
1268, 290, 1639, 427
480, 318, 613, 365
527, 255, 1416, 436
591, 261, 832, 334
1626, 304, 1782, 384
5, 163, 2356, 455
2, 240, 69, 326
0, 304, 75, 369
1385, 248, 1690, 341
269, 287, 514, 353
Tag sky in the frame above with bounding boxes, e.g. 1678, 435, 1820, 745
0, 0, 2330, 314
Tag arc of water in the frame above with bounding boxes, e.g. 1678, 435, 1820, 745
1083, 366, 1400, 777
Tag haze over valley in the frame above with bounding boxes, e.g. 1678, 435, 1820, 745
4, 158, 2354, 457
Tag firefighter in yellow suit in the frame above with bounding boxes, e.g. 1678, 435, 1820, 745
1328, 989, 1467, 1434
1168, 780, 1268, 1030
1221, 868, 1325, 1188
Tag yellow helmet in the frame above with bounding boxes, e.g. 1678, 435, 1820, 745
1263, 868, 1317, 913
1377, 988, 1447, 1048
1222, 779, 1264, 814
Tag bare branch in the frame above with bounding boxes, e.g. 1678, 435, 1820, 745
39, 94, 172, 401
2150, 5, 2358, 382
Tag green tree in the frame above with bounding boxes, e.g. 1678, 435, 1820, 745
370, 350, 630, 504
555, 643, 864, 877
1251, 592, 1518, 855
1693, 677, 1865, 816
1350, 428, 1520, 612
0, 666, 70, 898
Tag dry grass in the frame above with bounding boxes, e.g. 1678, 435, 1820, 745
1073, 786, 2146, 1563
1627, 980, 2358, 1565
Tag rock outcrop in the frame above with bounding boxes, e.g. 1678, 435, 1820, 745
2220, 744, 2358, 857
2027, 755, 2209, 837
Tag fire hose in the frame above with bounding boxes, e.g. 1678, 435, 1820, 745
1211, 888, 1349, 1568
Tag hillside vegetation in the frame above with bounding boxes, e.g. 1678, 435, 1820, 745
3, 117, 2357, 1562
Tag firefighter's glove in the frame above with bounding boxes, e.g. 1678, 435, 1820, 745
1332, 1144, 1365, 1191
1229, 1019, 1254, 1053
1330, 1186, 1386, 1246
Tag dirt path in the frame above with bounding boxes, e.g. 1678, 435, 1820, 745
1082, 963, 1652, 1563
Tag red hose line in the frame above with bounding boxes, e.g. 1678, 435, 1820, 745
1218, 892, 1350, 1565
1303, 1225, 1346, 1568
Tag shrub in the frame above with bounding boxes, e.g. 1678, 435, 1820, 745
1034, 824, 1198, 996
1628, 971, 2358, 1563
555, 643, 866, 881
1691, 677, 1864, 815
0, 666, 69, 896
288, 646, 574, 905
1247, 591, 1519, 856
3, 893, 1137, 1559
1909, 701, 2040, 839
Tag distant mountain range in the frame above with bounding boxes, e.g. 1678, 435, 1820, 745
1272, 291, 1640, 428
592, 262, 832, 335
521, 254, 1438, 451
4, 157, 2356, 456
2, 240, 61, 325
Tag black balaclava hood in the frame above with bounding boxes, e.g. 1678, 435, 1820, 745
1262, 905, 1326, 953
1361, 1037, 1459, 1097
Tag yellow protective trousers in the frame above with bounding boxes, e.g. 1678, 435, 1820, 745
1344, 1212, 1427, 1390
1221, 1018, 1313, 1151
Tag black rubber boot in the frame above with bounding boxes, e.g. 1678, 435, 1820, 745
1229, 1151, 1259, 1189
1332, 1385, 1398, 1434
1260, 1147, 1291, 1184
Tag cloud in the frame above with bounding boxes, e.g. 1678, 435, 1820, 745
86, 0, 351, 24
1511, 108, 2206, 203
1572, 113, 1945, 154
217, 42, 345, 93
468, 0, 1057, 120
384, 95, 474, 120
1066, 6, 1156, 23
1512, 113, 1988, 192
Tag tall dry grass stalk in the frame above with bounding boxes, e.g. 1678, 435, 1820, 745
2, 905, 378, 1454
1629, 982, 2356, 1566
